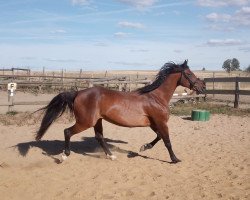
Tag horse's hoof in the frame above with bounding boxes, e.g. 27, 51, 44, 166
64, 150, 70, 156
60, 152, 68, 163
139, 145, 146, 152
171, 158, 181, 164
107, 154, 117, 161
140, 144, 153, 152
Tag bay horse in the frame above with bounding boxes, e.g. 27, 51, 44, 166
36, 60, 205, 163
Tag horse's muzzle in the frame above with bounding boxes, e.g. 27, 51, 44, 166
193, 80, 206, 94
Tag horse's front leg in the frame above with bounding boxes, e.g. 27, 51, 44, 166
156, 122, 181, 163
94, 119, 116, 160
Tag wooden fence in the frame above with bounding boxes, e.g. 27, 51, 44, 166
204, 77, 250, 108
0, 73, 151, 111
0, 73, 205, 112
0, 73, 150, 92
1, 73, 250, 111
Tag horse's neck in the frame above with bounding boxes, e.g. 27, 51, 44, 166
152, 73, 179, 106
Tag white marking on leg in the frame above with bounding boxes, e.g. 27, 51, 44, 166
107, 154, 117, 161
140, 144, 153, 152
60, 152, 68, 162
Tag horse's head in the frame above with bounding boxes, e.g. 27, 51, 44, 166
176, 60, 205, 94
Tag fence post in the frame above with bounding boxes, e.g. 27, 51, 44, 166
61, 69, 64, 89
234, 77, 239, 108
212, 72, 215, 98
7, 86, 15, 112
118, 83, 122, 91
28, 67, 31, 82
136, 72, 139, 89
88, 82, 93, 88
79, 69, 82, 78
8, 93, 14, 112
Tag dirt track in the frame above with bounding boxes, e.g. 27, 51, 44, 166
0, 113, 249, 200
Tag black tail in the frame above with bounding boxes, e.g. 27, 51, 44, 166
35, 91, 78, 141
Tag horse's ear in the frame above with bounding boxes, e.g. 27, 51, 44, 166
183, 60, 188, 67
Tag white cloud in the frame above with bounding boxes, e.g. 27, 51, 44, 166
116, 0, 158, 8
94, 42, 108, 47
174, 49, 183, 53
197, 0, 250, 7
44, 58, 80, 63
239, 46, 250, 52
130, 49, 149, 52
206, 24, 235, 32
237, 6, 250, 14
173, 10, 181, 15
109, 61, 147, 66
114, 32, 130, 38
205, 39, 245, 46
50, 29, 67, 34
206, 13, 231, 22
21, 57, 36, 60
71, 0, 90, 6
205, 7, 250, 27
234, 6, 250, 25
118, 21, 145, 29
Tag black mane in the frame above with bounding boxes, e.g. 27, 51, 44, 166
137, 61, 188, 94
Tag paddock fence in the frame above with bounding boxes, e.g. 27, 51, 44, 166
0, 72, 152, 111
0, 72, 204, 112
0, 68, 250, 111
204, 77, 250, 108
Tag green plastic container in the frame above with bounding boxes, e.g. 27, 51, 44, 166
191, 110, 210, 121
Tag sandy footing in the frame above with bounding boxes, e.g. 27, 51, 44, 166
0, 114, 249, 200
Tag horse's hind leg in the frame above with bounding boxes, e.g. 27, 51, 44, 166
64, 123, 89, 156
140, 136, 161, 152
94, 119, 116, 160
140, 126, 161, 152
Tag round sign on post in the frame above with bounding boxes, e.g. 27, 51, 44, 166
8, 83, 17, 91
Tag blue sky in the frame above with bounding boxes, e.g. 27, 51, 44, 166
0, 0, 249, 71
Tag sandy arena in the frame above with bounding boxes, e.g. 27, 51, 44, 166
0, 108, 249, 200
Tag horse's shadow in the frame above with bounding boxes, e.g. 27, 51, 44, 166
15, 137, 128, 157
14, 137, 170, 164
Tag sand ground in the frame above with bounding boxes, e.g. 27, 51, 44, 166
0, 112, 249, 200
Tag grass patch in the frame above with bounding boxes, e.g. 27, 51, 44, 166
0, 110, 75, 126
6, 111, 19, 115
171, 102, 250, 116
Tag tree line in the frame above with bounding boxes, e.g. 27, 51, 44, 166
222, 58, 250, 73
